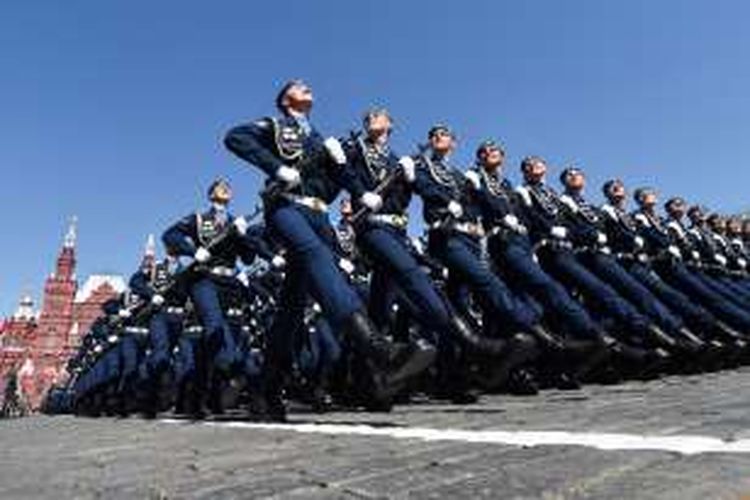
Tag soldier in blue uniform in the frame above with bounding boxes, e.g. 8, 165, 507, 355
556, 167, 704, 361
128, 256, 187, 417
515, 157, 669, 378
224, 80, 435, 419
162, 178, 268, 417
664, 199, 750, 310
408, 124, 540, 394
598, 179, 728, 368
686, 208, 750, 304
338, 113, 536, 400
632, 188, 750, 336
466, 140, 623, 386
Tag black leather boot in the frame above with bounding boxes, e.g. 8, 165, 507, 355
448, 315, 509, 356
645, 323, 678, 350
477, 332, 539, 391
343, 310, 436, 397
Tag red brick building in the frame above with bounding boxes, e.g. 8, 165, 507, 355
0, 219, 127, 409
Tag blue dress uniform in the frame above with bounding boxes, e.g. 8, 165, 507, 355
632, 204, 750, 332
468, 165, 609, 342
686, 219, 750, 305
410, 143, 539, 395
515, 180, 657, 342
599, 197, 718, 344
338, 133, 517, 358
129, 259, 187, 384
413, 150, 542, 335
664, 212, 749, 308
556, 185, 686, 351
224, 99, 434, 417
162, 205, 262, 375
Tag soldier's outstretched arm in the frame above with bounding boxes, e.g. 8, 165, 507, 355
162, 215, 198, 257
224, 120, 285, 177
128, 271, 154, 301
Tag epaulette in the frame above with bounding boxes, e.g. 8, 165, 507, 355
515, 185, 532, 207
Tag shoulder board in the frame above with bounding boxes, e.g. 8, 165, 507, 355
666, 220, 683, 234
600, 204, 617, 220
253, 117, 274, 129
559, 194, 579, 213
515, 186, 532, 206
633, 213, 650, 227
464, 169, 481, 190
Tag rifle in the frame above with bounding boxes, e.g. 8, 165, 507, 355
349, 139, 428, 226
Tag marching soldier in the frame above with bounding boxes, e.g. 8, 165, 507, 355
466, 140, 613, 387
515, 157, 669, 378
557, 168, 702, 361
632, 188, 750, 336
599, 179, 727, 368
162, 178, 265, 417
128, 256, 187, 417
224, 80, 435, 420
339, 112, 538, 401
410, 124, 541, 394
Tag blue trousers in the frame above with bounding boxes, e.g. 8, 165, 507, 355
429, 231, 539, 332
359, 224, 452, 333
709, 273, 750, 307
539, 247, 650, 335
581, 252, 683, 333
173, 336, 198, 385
656, 261, 750, 331
190, 278, 237, 372
142, 311, 183, 379
489, 235, 599, 338
297, 316, 342, 380
626, 261, 716, 331
265, 204, 362, 372
117, 334, 141, 390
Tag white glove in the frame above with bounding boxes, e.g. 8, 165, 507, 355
399, 156, 416, 183
503, 214, 520, 230
596, 232, 608, 245
151, 294, 165, 306
550, 226, 568, 239
339, 258, 355, 275
236, 271, 250, 287
194, 247, 211, 263
447, 200, 463, 218
464, 170, 481, 190
107, 335, 118, 344
276, 165, 301, 186
94, 345, 104, 353
634, 236, 645, 249
233, 216, 249, 236
691, 250, 700, 261
271, 254, 287, 269
667, 245, 682, 260
361, 192, 383, 212
738, 257, 747, 269
118, 308, 131, 319
714, 254, 728, 266
324, 137, 347, 165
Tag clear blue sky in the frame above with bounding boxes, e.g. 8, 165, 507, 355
2, 0, 749, 315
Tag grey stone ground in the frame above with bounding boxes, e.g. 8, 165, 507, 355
3, 369, 750, 499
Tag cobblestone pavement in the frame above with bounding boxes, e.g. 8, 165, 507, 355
3, 369, 750, 499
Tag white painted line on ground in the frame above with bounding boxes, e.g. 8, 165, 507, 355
159, 419, 750, 455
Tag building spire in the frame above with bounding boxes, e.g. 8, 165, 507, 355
64, 216, 77, 249
145, 234, 156, 258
